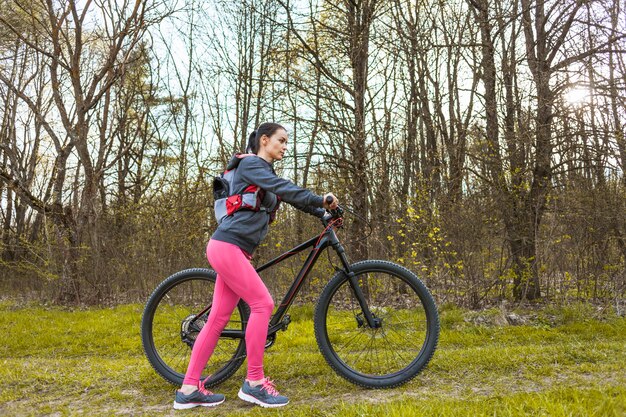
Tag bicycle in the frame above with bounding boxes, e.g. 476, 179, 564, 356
140, 204, 440, 389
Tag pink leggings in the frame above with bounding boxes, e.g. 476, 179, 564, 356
182, 239, 274, 385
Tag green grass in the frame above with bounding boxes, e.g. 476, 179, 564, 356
0, 301, 625, 416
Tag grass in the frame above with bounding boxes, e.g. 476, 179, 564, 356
0, 301, 624, 416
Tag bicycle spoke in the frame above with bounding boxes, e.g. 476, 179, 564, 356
380, 328, 411, 365
174, 348, 189, 371
352, 332, 377, 370
385, 323, 421, 342
334, 328, 369, 353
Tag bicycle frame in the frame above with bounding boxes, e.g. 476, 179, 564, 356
218, 223, 366, 340
143, 208, 440, 388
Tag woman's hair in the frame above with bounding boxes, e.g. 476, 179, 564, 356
246, 122, 286, 154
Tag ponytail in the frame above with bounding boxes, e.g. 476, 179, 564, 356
246, 130, 259, 154
245, 122, 285, 154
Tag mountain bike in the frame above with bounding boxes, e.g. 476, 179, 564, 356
140, 204, 440, 389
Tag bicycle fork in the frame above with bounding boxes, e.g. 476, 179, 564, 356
330, 232, 381, 329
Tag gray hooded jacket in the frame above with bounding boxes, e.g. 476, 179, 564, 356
211, 155, 325, 254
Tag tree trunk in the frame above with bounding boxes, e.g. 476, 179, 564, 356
346, 0, 377, 262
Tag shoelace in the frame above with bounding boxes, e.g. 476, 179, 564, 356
197, 377, 214, 396
260, 377, 280, 397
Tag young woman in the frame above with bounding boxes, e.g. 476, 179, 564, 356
173, 122, 338, 409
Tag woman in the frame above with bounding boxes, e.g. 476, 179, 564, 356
173, 122, 338, 409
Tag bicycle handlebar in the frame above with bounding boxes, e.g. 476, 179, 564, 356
322, 195, 343, 227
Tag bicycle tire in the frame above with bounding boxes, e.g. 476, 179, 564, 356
140, 268, 249, 387
314, 260, 439, 388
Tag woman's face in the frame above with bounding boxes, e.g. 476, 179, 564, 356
260, 129, 288, 162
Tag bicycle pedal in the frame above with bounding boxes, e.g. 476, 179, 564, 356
281, 314, 291, 330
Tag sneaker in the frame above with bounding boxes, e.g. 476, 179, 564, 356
238, 378, 289, 408
173, 378, 225, 410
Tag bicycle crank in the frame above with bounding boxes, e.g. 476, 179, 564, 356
265, 314, 291, 348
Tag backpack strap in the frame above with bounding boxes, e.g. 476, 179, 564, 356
225, 153, 256, 171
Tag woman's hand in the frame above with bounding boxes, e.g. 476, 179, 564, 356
323, 193, 339, 210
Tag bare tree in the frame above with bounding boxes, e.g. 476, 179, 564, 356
0, 0, 170, 302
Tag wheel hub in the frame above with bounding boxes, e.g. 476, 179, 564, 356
355, 313, 383, 329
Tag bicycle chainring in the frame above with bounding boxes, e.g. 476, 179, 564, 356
265, 333, 276, 349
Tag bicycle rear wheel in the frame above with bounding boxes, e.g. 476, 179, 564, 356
314, 260, 439, 388
140, 268, 249, 387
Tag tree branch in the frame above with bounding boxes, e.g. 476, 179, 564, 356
553, 33, 626, 72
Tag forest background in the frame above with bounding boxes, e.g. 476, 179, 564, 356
0, 0, 625, 310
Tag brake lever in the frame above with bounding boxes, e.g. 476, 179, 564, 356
322, 196, 343, 227
329, 205, 344, 218
322, 205, 344, 228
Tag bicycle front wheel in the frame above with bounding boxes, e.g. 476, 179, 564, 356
140, 268, 249, 387
314, 260, 439, 388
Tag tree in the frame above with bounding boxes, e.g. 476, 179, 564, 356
0, 0, 169, 302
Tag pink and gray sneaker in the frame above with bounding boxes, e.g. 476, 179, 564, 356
238, 377, 289, 408
173, 378, 225, 410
